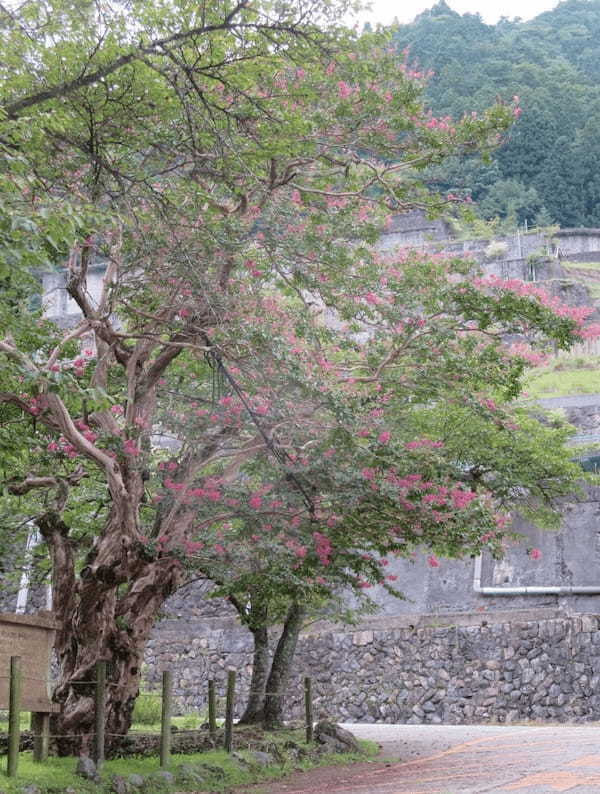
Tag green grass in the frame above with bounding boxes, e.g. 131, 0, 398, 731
0, 733, 378, 793
562, 261, 600, 271
522, 356, 600, 399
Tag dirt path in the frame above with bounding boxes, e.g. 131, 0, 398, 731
237, 723, 600, 793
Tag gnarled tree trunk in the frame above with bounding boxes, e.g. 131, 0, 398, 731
40, 510, 184, 755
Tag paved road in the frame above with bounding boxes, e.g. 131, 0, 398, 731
243, 723, 600, 793
536, 394, 600, 409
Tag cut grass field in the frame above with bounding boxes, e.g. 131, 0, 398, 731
0, 730, 378, 793
523, 355, 600, 399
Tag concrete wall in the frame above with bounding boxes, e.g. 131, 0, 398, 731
42, 265, 106, 327
555, 230, 600, 256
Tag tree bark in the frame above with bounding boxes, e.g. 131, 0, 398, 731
39, 510, 184, 755
238, 622, 270, 724
262, 602, 305, 730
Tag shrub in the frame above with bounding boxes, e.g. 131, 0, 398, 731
132, 692, 162, 725
485, 240, 509, 260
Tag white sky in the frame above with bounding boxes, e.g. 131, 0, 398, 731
357, 0, 562, 25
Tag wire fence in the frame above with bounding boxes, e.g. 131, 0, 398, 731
1, 658, 316, 777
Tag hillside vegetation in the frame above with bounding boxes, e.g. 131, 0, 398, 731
392, 0, 600, 228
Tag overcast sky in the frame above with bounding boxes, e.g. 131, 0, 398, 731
357, 0, 562, 25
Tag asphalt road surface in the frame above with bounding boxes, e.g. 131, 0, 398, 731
242, 723, 600, 793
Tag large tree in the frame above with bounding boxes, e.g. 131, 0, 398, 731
0, 0, 584, 752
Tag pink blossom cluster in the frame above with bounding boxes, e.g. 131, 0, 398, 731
313, 531, 332, 566
122, 438, 140, 456
74, 419, 98, 443
25, 395, 46, 416
286, 539, 307, 558
507, 343, 547, 367
405, 438, 444, 450
47, 436, 78, 458
473, 274, 593, 325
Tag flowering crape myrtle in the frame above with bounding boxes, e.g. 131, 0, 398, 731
0, 0, 586, 745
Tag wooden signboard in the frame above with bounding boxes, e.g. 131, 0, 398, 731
0, 612, 59, 713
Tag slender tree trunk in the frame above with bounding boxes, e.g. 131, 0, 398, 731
262, 602, 305, 730
238, 624, 269, 724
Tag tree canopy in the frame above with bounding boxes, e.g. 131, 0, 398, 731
0, 0, 592, 745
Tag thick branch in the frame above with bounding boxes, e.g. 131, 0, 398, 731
3, 2, 317, 119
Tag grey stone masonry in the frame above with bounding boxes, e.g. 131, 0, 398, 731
143, 608, 600, 725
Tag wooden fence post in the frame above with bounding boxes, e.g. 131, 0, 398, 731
160, 670, 173, 768
304, 676, 313, 743
224, 669, 236, 753
7, 655, 22, 777
31, 712, 50, 762
208, 679, 217, 741
94, 661, 106, 769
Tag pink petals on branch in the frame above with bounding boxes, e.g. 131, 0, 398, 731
405, 438, 443, 450
313, 532, 332, 566
337, 81, 352, 99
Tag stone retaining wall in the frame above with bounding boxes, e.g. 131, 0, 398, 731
143, 609, 600, 725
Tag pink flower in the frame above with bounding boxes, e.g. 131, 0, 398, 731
378, 430, 391, 444
364, 291, 381, 305
111, 404, 124, 416
249, 494, 262, 510
337, 80, 352, 99
427, 555, 440, 568
313, 532, 332, 566
183, 540, 204, 555
451, 489, 476, 509
361, 467, 376, 481
529, 548, 542, 560
406, 438, 443, 450
123, 439, 140, 457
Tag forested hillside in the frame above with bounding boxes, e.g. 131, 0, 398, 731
392, 0, 600, 227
